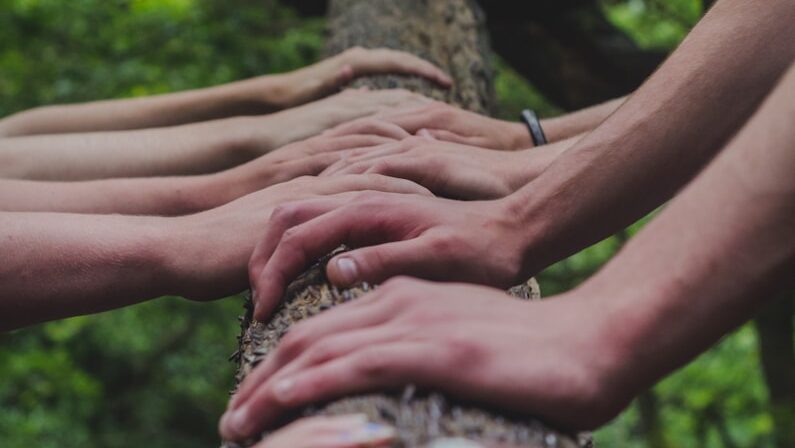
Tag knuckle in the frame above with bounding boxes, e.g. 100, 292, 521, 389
306, 339, 340, 364
270, 204, 296, 224
370, 160, 394, 174
280, 226, 304, 245
279, 327, 310, 355
443, 335, 485, 366
428, 230, 460, 253
353, 350, 393, 378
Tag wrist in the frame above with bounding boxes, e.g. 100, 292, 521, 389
506, 121, 534, 150
551, 290, 640, 420
497, 188, 558, 278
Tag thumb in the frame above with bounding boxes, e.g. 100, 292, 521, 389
326, 239, 433, 287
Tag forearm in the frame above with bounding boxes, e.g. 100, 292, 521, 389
0, 176, 221, 215
576, 63, 795, 397
0, 75, 291, 137
0, 116, 259, 180
0, 212, 179, 331
0, 152, 299, 215
503, 97, 626, 149
508, 0, 795, 274
542, 96, 627, 143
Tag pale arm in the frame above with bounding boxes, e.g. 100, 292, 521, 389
0, 89, 426, 181
0, 174, 429, 331
0, 47, 450, 138
0, 134, 393, 215
0, 212, 176, 331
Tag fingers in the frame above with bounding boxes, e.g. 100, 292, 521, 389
326, 237, 444, 287
418, 128, 475, 146
251, 205, 402, 320
315, 134, 396, 153
230, 315, 405, 412
222, 341, 438, 439
248, 414, 395, 448
313, 174, 433, 197
326, 118, 412, 140
346, 47, 453, 87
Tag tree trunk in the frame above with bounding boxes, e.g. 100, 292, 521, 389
223, 1, 589, 446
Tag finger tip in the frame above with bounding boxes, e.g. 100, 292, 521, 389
327, 256, 358, 288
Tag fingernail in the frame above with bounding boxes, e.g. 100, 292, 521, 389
273, 378, 294, 403
225, 406, 250, 438
335, 257, 359, 285
417, 128, 433, 138
340, 422, 396, 444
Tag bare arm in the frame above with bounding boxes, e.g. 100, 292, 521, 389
0, 134, 394, 215
539, 96, 626, 143
332, 96, 624, 151
0, 174, 429, 332
510, 0, 795, 276
577, 60, 795, 402
0, 89, 427, 181
0, 47, 450, 138
243, 0, 795, 317
226, 62, 795, 440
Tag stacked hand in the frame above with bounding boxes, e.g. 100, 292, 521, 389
252, 88, 433, 153
327, 101, 531, 150
167, 175, 432, 302
247, 190, 534, 320
321, 136, 559, 199
277, 47, 453, 108
220, 278, 628, 441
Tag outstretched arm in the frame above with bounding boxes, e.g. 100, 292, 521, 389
0, 47, 450, 138
0, 89, 426, 181
246, 0, 795, 318
509, 0, 795, 275
224, 61, 795, 440
0, 134, 395, 215
0, 174, 429, 332
329, 96, 624, 151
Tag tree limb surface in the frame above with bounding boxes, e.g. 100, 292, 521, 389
223, 1, 591, 446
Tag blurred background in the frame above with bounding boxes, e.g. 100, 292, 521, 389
0, 0, 791, 447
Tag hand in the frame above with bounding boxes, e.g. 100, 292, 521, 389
249, 414, 395, 448
210, 133, 401, 205
262, 88, 430, 151
328, 101, 531, 150
220, 278, 627, 441
321, 136, 549, 199
280, 47, 452, 107
165, 175, 431, 301
248, 191, 532, 320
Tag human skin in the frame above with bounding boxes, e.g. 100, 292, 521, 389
220, 61, 795, 440
0, 134, 401, 215
0, 174, 430, 332
327, 96, 625, 150
251, 414, 395, 448
320, 135, 581, 199
0, 47, 451, 137
247, 0, 795, 320
0, 89, 429, 181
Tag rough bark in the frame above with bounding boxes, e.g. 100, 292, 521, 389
223, 1, 589, 447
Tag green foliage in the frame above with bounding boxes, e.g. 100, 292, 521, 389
0, 1, 780, 447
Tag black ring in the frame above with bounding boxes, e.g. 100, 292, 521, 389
520, 109, 548, 146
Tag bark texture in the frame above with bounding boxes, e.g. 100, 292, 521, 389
223, 1, 590, 447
